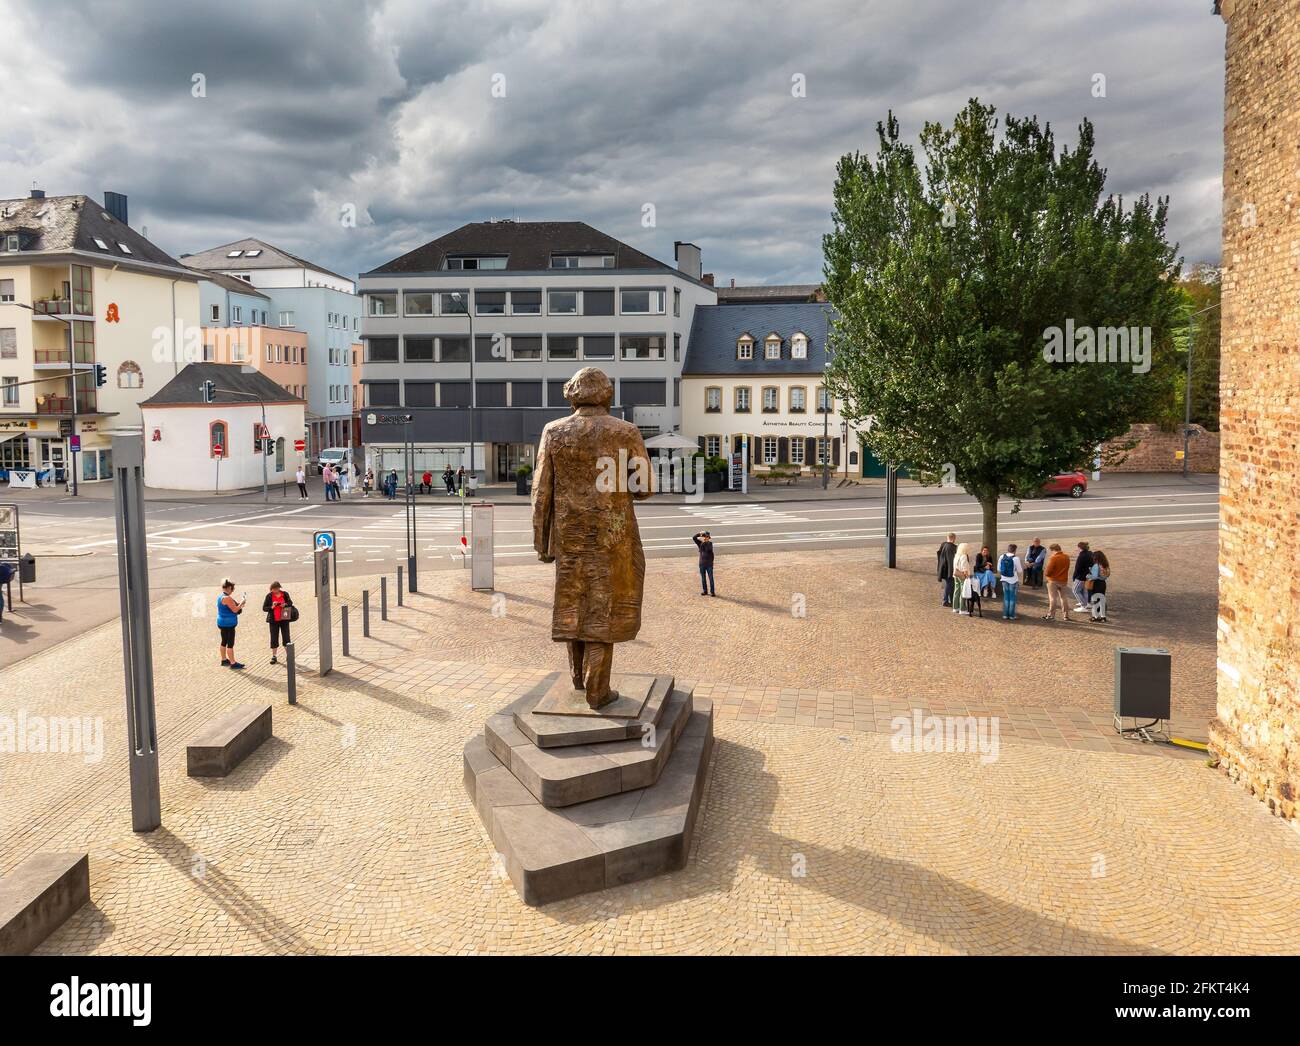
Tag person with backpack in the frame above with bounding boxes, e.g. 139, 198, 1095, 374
262, 581, 296, 664
217, 579, 246, 669
997, 543, 1024, 620
1087, 550, 1111, 622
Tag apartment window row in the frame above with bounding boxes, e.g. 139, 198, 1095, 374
327, 312, 360, 330
328, 384, 352, 404
366, 287, 668, 319
265, 344, 307, 364
364, 332, 668, 364
735, 331, 810, 361
364, 377, 669, 410
704, 385, 828, 414
698, 434, 838, 467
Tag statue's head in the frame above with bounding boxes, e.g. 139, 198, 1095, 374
563, 367, 614, 409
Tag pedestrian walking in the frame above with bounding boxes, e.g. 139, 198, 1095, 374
216, 579, 247, 668
693, 531, 716, 596
1043, 543, 1074, 621
363, 467, 373, 498
295, 465, 308, 500
952, 542, 972, 615
1024, 538, 1046, 587
339, 464, 351, 496
386, 470, 399, 500
936, 532, 957, 606
1071, 541, 1094, 612
443, 467, 455, 495
997, 543, 1024, 620
262, 581, 296, 664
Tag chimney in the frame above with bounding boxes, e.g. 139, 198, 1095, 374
702, 273, 714, 286
104, 191, 128, 225
730, 278, 735, 288
29, 188, 44, 199
673, 240, 702, 281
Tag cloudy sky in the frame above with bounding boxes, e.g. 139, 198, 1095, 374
0, 0, 1225, 284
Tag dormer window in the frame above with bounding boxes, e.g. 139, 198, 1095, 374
92, 237, 109, 250
445, 255, 507, 270
764, 333, 781, 359
737, 334, 754, 360
3, 234, 19, 252
791, 332, 808, 359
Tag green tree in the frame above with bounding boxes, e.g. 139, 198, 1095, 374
823, 100, 1183, 551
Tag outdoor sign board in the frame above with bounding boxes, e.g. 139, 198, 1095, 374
471, 502, 494, 592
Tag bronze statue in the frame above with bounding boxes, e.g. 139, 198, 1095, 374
532, 367, 652, 709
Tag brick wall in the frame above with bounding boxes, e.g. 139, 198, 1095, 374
1102, 423, 1219, 473
1211, 0, 1300, 819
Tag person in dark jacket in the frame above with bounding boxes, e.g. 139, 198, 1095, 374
1071, 541, 1095, 611
443, 467, 455, 495
693, 531, 716, 596
936, 533, 957, 606
1023, 538, 1046, 587
0, 559, 13, 624
262, 581, 295, 665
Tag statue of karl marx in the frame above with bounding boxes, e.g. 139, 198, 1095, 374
532, 367, 652, 709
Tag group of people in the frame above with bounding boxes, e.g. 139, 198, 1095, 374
936, 535, 1111, 622
295, 462, 360, 501
293, 463, 478, 501
418, 467, 469, 496
216, 578, 298, 669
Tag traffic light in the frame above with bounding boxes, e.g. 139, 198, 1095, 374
93, 363, 107, 388
200, 379, 216, 403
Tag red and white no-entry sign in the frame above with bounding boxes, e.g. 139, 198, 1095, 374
294, 439, 306, 452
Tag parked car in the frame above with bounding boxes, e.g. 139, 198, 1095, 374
1041, 471, 1088, 498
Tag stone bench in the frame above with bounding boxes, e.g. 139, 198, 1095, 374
0, 852, 90, 955
186, 703, 272, 778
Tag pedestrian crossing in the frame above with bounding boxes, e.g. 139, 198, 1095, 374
678, 504, 812, 526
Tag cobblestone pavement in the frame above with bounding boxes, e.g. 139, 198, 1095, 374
5, 530, 1299, 955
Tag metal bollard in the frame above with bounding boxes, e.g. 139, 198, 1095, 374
397, 566, 404, 607
381, 575, 388, 620
341, 605, 350, 657
362, 589, 371, 637
286, 642, 297, 705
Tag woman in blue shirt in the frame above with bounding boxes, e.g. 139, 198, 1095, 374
217, 579, 246, 669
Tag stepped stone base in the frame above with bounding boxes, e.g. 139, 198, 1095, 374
464, 676, 713, 906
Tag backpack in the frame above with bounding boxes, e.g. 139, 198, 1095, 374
999, 554, 1015, 578
0, 561, 12, 585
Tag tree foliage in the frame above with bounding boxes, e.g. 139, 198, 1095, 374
822, 100, 1183, 549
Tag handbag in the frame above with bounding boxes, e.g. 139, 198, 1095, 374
283, 604, 300, 623
961, 577, 974, 598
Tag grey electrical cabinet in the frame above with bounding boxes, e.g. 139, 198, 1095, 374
1114, 647, 1171, 720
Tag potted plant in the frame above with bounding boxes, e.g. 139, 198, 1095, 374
515, 463, 533, 496
701, 453, 728, 493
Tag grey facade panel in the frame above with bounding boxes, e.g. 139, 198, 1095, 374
361, 406, 627, 445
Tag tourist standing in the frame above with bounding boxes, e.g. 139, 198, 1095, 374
217, 579, 246, 669
295, 465, 308, 500
952, 542, 972, 615
1088, 550, 1111, 622
443, 467, 455, 496
936, 532, 957, 607
1043, 544, 1073, 621
693, 531, 716, 596
262, 581, 295, 664
998, 543, 1024, 620
339, 464, 350, 496
1072, 541, 1094, 612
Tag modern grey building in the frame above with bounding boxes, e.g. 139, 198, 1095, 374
358, 221, 716, 481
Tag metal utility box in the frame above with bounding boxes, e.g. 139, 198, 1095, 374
1114, 647, 1171, 720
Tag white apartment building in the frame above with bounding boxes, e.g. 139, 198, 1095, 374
358, 221, 716, 481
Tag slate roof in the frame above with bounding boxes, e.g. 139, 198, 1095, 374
683, 302, 834, 375
714, 284, 824, 304
366, 221, 677, 275
182, 237, 353, 285
0, 194, 193, 273
191, 268, 270, 299
140, 363, 302, 406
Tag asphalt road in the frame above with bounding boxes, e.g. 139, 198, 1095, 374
2, 477, 1217, 663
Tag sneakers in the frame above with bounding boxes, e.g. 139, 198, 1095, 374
271, 655, 279, 665
229, 661, 245, 670
221, 658, 230, 666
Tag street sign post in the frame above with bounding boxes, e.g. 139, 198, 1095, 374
312, 530, 338, 595
471, 501, 494, 592
294, 439, 306, 452
69, 435, 81, 453
111, 434, 161, 833
316, 543, 333, 677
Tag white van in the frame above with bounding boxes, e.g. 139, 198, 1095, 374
316, 447, 352, 475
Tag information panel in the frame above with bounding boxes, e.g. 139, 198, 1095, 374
471, 502, 494, 592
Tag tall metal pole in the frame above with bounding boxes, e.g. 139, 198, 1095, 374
260, 399, 269, 504
112, 433, 160, 832
316, 545, 333, 676
405, 420, 417, 592
884, 464, 898, 569
67, 317, 79, 496
821, 386, 829, 490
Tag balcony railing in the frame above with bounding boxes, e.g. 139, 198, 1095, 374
33, 299, 72, 316
35, 393, 97, 415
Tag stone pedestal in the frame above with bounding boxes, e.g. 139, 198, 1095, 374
463, 673, 713, 905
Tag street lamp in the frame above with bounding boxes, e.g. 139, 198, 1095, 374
368, 411, 417, 591
841, 420, 849, 483
450, 292, 476, 487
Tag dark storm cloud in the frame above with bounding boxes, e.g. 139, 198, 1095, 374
0, 0, 1224, 283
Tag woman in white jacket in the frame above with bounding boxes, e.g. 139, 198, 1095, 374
952, 542, 972, 615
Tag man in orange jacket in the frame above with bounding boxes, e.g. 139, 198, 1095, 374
1043, 543, 1074, 621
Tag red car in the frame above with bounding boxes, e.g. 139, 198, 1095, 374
1042, 471, 1088, 498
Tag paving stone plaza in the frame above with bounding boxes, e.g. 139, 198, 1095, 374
4, 532, 1298, 955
